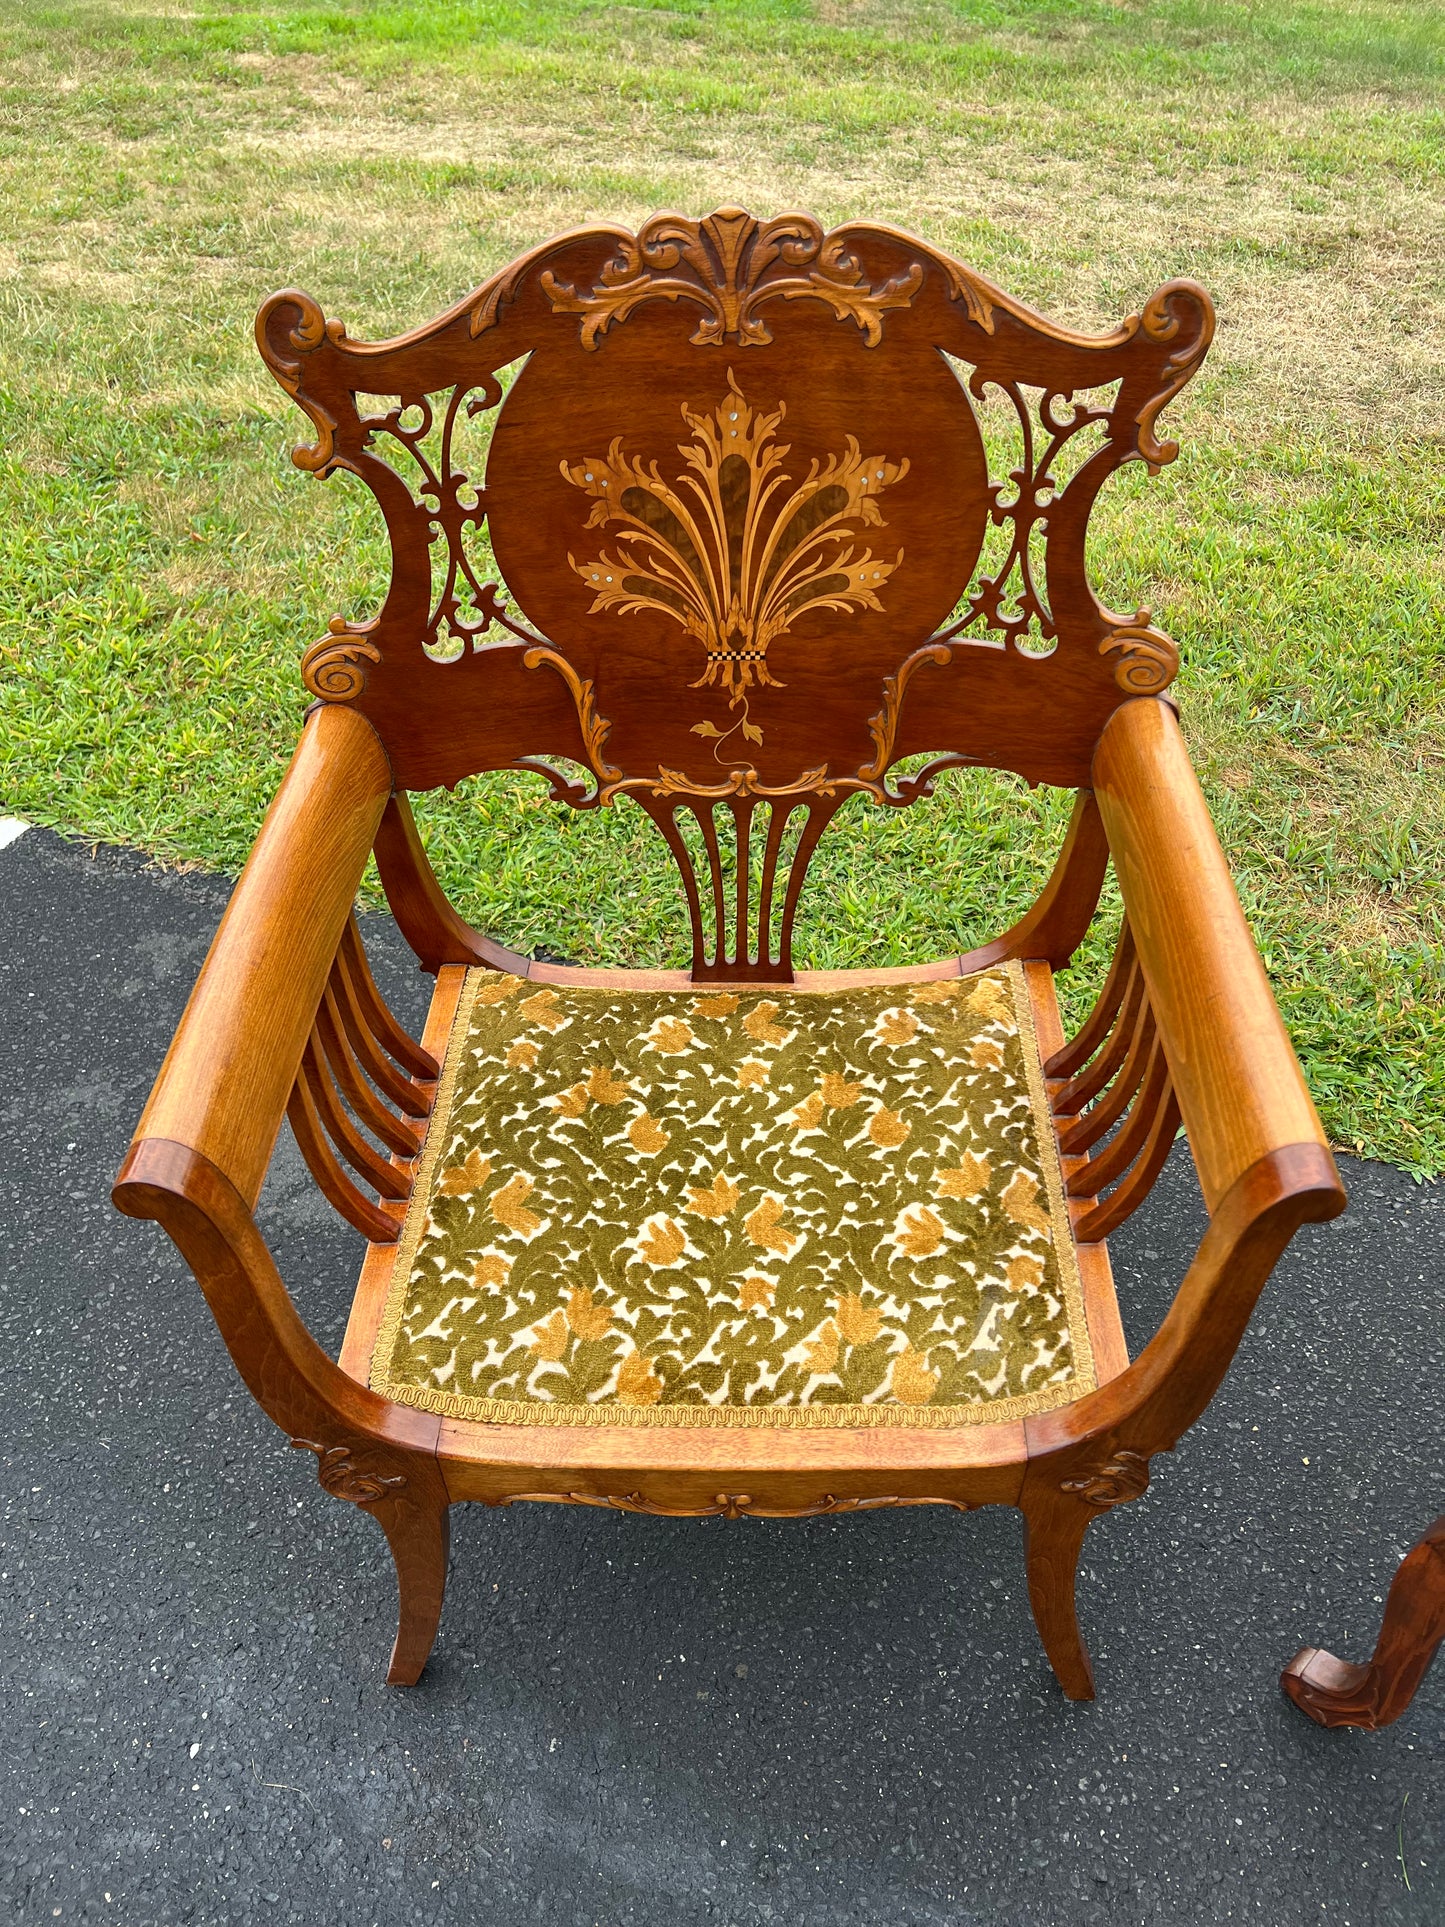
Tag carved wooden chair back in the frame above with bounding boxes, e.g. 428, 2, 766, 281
259, 208, 1212, 981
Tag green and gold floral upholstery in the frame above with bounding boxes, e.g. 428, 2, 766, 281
371, 963, 1094, 1429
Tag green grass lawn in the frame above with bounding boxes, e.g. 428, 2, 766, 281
0, 0, 1441, 1172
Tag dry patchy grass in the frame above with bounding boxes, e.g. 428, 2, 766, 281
0, 0, 1440, 1169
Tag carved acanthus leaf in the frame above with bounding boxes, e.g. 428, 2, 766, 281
291, 1439, 407, 1506
1060, 1448, 1151, 1508
1133, 279, 1217, 469
534, 207, 924, 351
855, 642, 977, 804
940, 258, 997, 335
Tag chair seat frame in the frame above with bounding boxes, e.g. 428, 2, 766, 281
114, 696, 1343, 1698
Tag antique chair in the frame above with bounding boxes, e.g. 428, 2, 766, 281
1282, 1512, 1445, 1729
113, 208, 1345, 1698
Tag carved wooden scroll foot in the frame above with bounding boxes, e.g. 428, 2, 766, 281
1281, 1514, 1445, 1730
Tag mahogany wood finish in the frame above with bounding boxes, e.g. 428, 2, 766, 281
113, 210, 1344, 1700
1281, 1514, 1445, 1730
256, 206, 1212, 981
371, 792, 533, 975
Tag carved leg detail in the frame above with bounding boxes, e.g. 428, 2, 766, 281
1020, 1449, 1150, 1701
373, 1492, 452, 1687
1281, 1514, 1445, 1731
1021, 1490, 1097, 1701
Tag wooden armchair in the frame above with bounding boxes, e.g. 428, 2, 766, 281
113, 208, 1344, 1698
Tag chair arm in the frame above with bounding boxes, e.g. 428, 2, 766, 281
118, 704, 393, 1211
1091, 698, 1342, 1218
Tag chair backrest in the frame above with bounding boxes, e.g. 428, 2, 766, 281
257, 207, 1213, 980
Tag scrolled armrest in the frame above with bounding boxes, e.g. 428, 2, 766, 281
1092, 698, 1343, 1218
116, 703, 393, 1211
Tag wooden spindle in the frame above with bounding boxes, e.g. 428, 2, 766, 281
1051, 963, 1145, 1118
1067, 1038, 1172, 1198
1043, 920, 1136, 1080
338, 915, 439, 1081
330, 946, 431, 1118
315, 986, 422, 1160
1073, 1083, 1182, 1242
1057, 999, 1156, 1156
285, 1074, 401, 1243
298, 1033, 411, 1200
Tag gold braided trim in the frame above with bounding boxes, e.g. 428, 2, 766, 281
369, 964, 482, 1405
1011, 957, 1092, 1397
370, 959, 1095, 1430
373, 1372, 1089, 1428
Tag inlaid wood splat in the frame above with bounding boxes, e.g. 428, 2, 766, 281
257, 208, 1214, 975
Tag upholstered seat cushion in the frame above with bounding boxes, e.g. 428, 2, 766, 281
370, 963, 1094, 1428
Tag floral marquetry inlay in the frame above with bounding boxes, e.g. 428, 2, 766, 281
563, 372, 908, 752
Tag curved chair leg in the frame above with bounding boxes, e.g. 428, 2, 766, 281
1021, 1489, 1097, 1701
372, 1491, 452, 1686
1281, 1514, 1445, 1730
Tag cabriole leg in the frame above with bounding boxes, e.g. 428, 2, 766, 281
292, 1438, 451, 1685
1021, 1488, 1097, 1701
1281, 1514, 1445, 1730
373, 1491, 452, 1686
1019, 1447, 1151, 1701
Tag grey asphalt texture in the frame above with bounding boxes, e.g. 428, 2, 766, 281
1, 823, 1440, 1927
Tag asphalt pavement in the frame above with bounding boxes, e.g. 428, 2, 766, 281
1, 823, 1440, 1926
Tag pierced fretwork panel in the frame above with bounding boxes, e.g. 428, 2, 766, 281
265, 232, 1212, 757
639, 792, 846, 982
939, 369, 1121, 659
343, 362, 535, 665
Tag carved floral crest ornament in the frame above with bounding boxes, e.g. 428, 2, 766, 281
562, 372, 908, 752
476, 205, 952, 348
